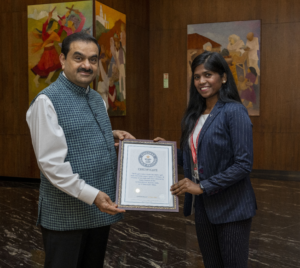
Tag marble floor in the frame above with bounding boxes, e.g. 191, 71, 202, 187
0, 175, 300, 268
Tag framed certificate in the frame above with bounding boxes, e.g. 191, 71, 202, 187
116, 139, 179, 212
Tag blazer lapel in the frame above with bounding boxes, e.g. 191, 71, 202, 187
197, 100, 225, 148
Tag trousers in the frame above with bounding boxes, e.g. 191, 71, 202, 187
194, 195, 252, 268
41, 225, 111, 268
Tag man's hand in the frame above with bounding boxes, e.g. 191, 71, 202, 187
113, 130, 135, 146
170, 178, 203, 196
94, 191, 125, 215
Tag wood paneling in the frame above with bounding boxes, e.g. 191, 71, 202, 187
2, 0, 300, 178
0, 0, 149, 179
149, 0, 300, 171
110, 22, 149, 135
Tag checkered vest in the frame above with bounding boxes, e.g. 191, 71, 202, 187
31, 73, 123, 231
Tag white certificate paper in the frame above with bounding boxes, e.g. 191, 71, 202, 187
116, 140, 178, 212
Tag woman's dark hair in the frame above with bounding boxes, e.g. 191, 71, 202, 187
61, 32, 101, 58
180, 51, 241, 149
46, 20, 55, 31
249, 66, 257, 77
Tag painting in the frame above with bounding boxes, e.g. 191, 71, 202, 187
27, 1, 93, 104
187, 20, 261, 116
95, 1, 126, 116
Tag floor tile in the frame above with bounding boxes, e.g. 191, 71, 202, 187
0, 176, 299, 267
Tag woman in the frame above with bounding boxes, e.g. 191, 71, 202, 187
31, 10, 63, 87
155, 52, 256, 267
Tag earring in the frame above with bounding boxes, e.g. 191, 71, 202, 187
223, 80, 226, 84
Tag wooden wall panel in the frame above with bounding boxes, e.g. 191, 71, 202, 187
0, 0, 149, 179
149, 0, 300, 171
2, 0, 300, 178
149, 29, 187, 143
110, 22, 149, 136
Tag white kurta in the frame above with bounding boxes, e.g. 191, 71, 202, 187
246, 37, 259, 60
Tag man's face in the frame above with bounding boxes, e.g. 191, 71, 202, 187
60, 41, 99, 88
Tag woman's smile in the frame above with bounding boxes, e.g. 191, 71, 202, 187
194, 64, 225, 101
198, 86, 210, 92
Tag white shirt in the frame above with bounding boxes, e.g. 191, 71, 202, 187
189, 114, 209, 215
191, 114, 209, 149
246, 37, 259, 60
26, 74, 108, 205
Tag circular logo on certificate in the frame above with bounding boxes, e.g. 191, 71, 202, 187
138, 151, 158, 167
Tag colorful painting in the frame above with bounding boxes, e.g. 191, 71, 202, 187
95, 1, 126, 116
187, 20, 261, 116
27, 1, 93, 104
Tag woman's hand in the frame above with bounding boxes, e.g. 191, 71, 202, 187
171, 178, 203, 196
153, 137, 166, 142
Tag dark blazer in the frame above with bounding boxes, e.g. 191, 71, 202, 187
178, 100, 257, 224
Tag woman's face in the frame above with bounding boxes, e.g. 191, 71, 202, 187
194, 64, 226, 102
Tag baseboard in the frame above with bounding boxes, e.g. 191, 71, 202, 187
250, 169, 300, 181
1, 169, 300, 183
0, 176, 40, 183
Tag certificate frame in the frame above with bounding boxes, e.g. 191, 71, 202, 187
116, 139, 179, 212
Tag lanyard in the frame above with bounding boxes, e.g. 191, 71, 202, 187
190, 119, 201, 170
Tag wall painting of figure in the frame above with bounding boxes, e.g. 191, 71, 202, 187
27, 1, 93, 104
95, 1, 126, 116
187, 20, 261, 116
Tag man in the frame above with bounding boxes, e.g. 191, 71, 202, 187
26, 32, 134, 268
244, 32, 260, 76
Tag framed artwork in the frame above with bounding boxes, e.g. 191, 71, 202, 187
27, 1, 93, 105
187, 20, 261, 116
95, 1, 126, 116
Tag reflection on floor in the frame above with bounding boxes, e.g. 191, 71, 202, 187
0, 175, 300, 267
